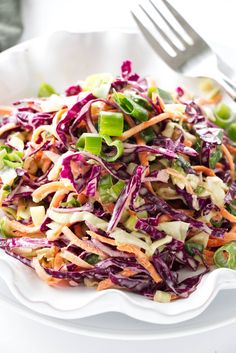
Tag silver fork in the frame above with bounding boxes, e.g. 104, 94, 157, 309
131, 0, 236, 101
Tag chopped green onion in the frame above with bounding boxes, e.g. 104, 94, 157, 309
185, 242, 204, 256
38, 82, 57, 97
98, 111, 124, 136
76, 133, 123, 161
209, 146, 222, 169
214, 242, 236, 269
86, 254, 100, 265
61, 197, 81, 208
113, 92, 148, 122
0, 147, 23, 169
214, 103, 234, 128
100, 135, 124, 162
124, 91, 153, 111
76, 133, 102, 155
98, 175, 124, 203
211, 219, 223, 228
157, 88, 173, 104
228, 123, 236, 142
141, 127, 156, 142
132, 96, 153, 111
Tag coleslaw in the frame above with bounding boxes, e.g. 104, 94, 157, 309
0, 60, 236, 302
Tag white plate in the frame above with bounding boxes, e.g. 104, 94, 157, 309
1, 276, 236, 341
0, 30, 236, 325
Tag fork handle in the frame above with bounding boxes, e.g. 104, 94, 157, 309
215, 71, 236, 101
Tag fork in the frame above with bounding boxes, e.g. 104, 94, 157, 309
131, 0, 236, 101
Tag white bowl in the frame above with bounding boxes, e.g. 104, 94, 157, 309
0, 30, 236, 324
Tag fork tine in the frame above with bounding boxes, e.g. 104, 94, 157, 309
131, 9, 174, 63
140, 3, 180, 54
149, 0, 188, 47
161, 0, 203, 41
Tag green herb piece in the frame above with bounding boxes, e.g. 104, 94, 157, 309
185, 242, 204, 256
61, 197, 81, 208
141, 127, 156, 142
38, 82, 57, 97
209, 146, 222, 169
86, 254, 100, 265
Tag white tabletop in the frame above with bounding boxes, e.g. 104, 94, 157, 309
1, 0, 236, 352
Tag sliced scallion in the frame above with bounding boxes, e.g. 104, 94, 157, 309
98, 111, 124, 136
214, 103, 234, 128
228, 123, 236, 142
100, 134, 124, 162
76, 133, 102, 155
113, 92, 148, 122
214, 242, 236, 269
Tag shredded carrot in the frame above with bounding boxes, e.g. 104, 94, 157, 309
203, 249, 214, 266
97, 269, 137, 291
32, 181, 74, 203
231, 224, 236, 232
0, 106, 13, 115
86, 231, 116, 246
175, 209, 194, 216
119, 112, 174, 141
49, 189, 69, 208
60, 249, 93, 269
220, 208, 236, 223
170, 293, 179, 301
208, 232, 236, 247
73, 224, 84, 238
8, 220, 41, 235
226, 144, 236, 156
158, 214, 173, 223
192, 165, 215, 176
117, 244, 162, 283
197, 93, 222, 106
62, 226, 107, 258
222, 144, 235, 179
54, 253, 64, 270
103, 202, 115, 213
32, 258, 60, 286
77, 193, 88, 205
152, 92, 165, 111
215, 162, 224, 170
183, 139, 192, 147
